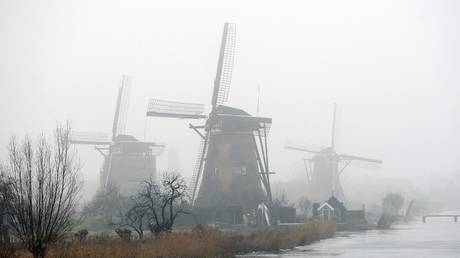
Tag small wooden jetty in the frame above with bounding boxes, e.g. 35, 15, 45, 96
422, 214, 459, 223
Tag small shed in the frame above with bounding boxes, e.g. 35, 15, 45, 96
317, 202, 335, 221
326, 196, 348, 223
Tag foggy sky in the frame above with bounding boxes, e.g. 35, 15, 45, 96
1, 0, 459, 201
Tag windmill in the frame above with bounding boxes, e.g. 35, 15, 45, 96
146, 23, 273, 220
71, 76, 165, 195
285, 104, 382, 202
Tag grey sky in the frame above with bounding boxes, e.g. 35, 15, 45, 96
1, 0, 459, 201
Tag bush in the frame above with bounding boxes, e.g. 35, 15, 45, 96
74, 229, 89, 242
115, 228, 132, 241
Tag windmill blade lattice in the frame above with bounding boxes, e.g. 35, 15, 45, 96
112, 75, 131, 137
147, 99, 206, 119
212, 23, 236, 108
69, 131, 111, 145
190, 132, 210, 204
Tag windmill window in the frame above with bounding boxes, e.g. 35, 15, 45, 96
241, 166, 247, 176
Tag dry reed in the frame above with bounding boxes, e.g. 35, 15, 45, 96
8, 221, 335, 258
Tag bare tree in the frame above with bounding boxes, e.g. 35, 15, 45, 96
117, 194, 147, 239
0, 123, 82, 258
137, 173, 190, 236
0, 172, 12, 246
273, 190, 292, 207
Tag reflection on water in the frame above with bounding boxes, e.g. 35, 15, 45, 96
241, 215, 460, 258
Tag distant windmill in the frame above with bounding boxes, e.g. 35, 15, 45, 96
70, 76, 164, 195
285, 104, 382, 202
146, 23, 273, 216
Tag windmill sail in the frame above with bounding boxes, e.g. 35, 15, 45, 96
284, 144, 322, 154
69, 131, 111, 145
112, 75, 131, 137
147, 99, 206, 119
190, 133, 209, 204
211, 23, 236, 109
339, 154, 382, 163
331, 103, 337, 149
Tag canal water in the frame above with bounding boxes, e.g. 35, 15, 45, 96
242, 214, 460, 257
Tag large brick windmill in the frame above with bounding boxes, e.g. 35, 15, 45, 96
285, 104, 382, 202
146, 23, 273, 222
71, 76, 164, 195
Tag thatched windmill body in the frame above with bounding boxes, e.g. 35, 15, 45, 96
286, 104, 382, 202
71, 76, 164, 195
146, 24, 273, 217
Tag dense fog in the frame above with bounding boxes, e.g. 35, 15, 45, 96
1, 0, 459, 210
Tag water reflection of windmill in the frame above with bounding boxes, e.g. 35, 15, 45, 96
70, 76, 165, 195
146, 23, 273, 217
285, 104, 382, 202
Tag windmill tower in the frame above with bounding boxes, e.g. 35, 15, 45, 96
285, 104, 382, 202
146, 23, 273, 220
71, 76, 165, 195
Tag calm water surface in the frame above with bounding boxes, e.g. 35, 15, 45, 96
241, 214, 460, 258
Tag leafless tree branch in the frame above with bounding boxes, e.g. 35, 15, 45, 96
127, 172, 190, 237
0, 122, 82, 258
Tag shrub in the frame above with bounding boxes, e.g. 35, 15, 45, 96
115, 228, 132, 241
74, 229, 88, 242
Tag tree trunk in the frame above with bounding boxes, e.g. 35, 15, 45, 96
32, 247, 46, 258
139, 231, 143, 240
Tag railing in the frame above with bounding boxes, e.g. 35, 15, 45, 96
422, 214, 459, 223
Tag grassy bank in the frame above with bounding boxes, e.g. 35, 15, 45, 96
6, 221, 335, 258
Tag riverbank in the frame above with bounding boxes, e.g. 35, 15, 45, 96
242, 217, 460, 257
4, 221, 335, 258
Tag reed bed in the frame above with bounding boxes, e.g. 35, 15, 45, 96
5, 221, 335, 258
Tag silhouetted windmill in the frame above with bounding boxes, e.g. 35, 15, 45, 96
71, 76, 164, 195
146, 23, 273, 218
285, 104, 382, 202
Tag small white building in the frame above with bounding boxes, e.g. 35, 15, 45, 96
317, 202, 335, 221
